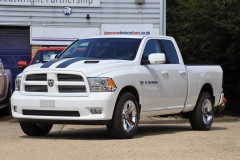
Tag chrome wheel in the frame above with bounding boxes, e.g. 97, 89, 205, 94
202, 98, 213, 125
122, 100, 137, 133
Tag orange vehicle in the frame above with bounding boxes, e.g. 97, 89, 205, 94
18, 47, 65, 69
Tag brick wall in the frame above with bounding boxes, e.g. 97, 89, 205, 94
31, 45, 41, 58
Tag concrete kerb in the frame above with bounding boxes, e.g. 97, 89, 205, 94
139, 116, 240, 124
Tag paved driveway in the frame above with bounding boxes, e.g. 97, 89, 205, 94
0, 116, 240, 160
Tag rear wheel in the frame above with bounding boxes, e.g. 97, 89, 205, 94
107, 92, 139, 139
189, 92, 214, 130
20, 123, 53, 136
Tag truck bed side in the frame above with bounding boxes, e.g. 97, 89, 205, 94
183, 65, 223, 112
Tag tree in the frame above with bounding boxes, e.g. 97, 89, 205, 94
166, 0, 240, 115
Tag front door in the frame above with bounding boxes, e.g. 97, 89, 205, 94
141, 39, 170, 115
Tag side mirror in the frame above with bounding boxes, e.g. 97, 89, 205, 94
18, 61, 28, 69
148, 53, 166, 64
49, 54, 57, 60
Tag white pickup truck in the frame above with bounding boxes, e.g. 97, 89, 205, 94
11, 35, 224, 139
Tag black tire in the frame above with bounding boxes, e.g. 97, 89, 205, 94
0, 86, 11, 116
107, 92, 139, 139
20, 123, 53, 136
189, 92, 214, 130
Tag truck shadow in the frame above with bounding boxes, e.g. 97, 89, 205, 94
20, 124, 227, 140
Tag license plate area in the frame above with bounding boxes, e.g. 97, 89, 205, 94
40, 100, 55, 108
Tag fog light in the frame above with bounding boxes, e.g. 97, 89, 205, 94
90, 108, 102, 114
13, 106, 17, 112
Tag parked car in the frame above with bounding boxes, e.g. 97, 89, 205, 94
18, 47, 65, 69
12, 35, 224, 139
0, 59, 12, 116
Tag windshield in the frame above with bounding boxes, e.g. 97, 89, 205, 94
58, 38, 141, 60
31, 50, 63, 64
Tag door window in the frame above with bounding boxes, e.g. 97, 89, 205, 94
142, 39, 162, 60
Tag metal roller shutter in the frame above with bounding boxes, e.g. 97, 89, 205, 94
0, 26, 31, 91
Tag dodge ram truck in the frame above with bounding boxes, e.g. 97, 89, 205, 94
0, 58, 12, 116
11, 35, 224, 139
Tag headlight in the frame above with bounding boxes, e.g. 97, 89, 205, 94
15, 76, 22, 91
88, 78, 117, 92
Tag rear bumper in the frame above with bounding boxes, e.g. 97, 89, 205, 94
11, 91, 117, 123
217, 93, 224, 106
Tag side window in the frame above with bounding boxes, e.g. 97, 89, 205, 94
142, 39, 161, 60
161, 40, 179, 64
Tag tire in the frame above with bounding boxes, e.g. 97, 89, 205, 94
189, 92, 214, 130
107, 92, 139, 139
0, 86, 11, 116
20, 123, 53, 136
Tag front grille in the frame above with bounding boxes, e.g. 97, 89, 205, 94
22, 72, 88, 96
57, 74, 84, 81
22, 110, 80, 117
26, 74, 47, 81
25, 85, 48, 92
58, 86, 86, 93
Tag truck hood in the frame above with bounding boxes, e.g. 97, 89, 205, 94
23, 58, 133, 77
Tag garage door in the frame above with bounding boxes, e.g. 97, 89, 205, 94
0, 26, 31, 91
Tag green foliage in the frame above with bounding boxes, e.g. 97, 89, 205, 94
167, 0, 240, 115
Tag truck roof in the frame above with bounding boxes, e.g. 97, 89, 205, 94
80, 35, 172, 39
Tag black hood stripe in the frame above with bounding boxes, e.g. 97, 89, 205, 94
56, 58, 83, 68
41, 59, 63, 68
41, 57, 112, 69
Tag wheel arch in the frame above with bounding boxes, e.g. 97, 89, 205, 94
200, 83, 215, 105
116, 85, 141, 113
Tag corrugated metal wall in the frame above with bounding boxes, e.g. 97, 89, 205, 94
0, 0, 162, 28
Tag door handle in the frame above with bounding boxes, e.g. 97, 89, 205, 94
179, 71, 186, 75
161, 71, 169, 76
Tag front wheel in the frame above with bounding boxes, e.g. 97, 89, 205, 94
107, 92, 139, 139
20, 123, 53, 136
189, 92, 214, 130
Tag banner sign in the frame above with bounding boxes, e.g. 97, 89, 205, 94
0, 0, 100, 7
101, 24, 153, 36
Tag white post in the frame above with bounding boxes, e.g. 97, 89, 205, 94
159, 0, 166, 35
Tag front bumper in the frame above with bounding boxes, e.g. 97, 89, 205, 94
11, 91, 117, 124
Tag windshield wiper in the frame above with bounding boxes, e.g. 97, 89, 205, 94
61, 56, 72, 58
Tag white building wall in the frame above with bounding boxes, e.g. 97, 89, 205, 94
0, 0, 166, 45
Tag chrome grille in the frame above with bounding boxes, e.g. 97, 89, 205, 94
57, 74, 83, 81
26, 74, 47, 81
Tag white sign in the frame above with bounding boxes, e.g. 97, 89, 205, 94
31, 26, 100, 45
0, 0, 100, 7
101, 24, 153, 36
